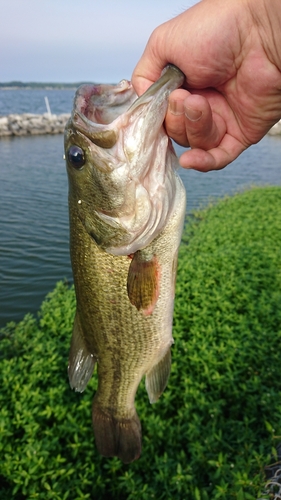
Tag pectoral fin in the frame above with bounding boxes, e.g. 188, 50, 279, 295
145, 348, 171, 403
127, 250, 160, 315
68, 312, 96, 392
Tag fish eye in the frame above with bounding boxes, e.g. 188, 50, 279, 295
67, 145, 85, 169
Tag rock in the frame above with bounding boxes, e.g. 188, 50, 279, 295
0, 116, 8, 126
0, 113, 71, 137
268, 120, 281, 136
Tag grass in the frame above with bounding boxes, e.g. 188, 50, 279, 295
0, 186, 281, 499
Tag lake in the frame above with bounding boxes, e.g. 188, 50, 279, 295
0, 89, 280, 327
0, 88, 75, 115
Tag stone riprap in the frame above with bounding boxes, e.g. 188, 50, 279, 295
0, 113, 71, 137
268, 120, 281, 136
0, 113, 280, 138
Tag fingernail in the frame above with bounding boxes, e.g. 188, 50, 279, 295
185, 106, 202, 122
168, 99, 185, 116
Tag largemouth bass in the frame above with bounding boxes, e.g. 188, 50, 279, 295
64, 65, 186, 463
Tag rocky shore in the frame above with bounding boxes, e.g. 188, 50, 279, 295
0, 112, 280, 138
0, 113, 70, 137
267, 120, 281, 136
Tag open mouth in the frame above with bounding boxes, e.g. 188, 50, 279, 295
73, 81, 136, 125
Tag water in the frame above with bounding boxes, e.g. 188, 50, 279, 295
0, 88, 75, 115
0, 89, 280, 327
0, 134, 70, 327
178, 136, 281, 211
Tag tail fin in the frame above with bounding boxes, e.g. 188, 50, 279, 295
92, 403, 142, 463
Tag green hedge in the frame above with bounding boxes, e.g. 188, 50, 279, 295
1, 186, 281, 499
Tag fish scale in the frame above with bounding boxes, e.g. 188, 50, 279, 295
65, 65, 186, 463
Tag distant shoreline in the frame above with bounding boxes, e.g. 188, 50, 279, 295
0, 81, 110, 90
0, 86, 78, 91
0, 84, 84, 90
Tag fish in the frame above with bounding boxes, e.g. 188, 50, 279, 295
64, 65, 186, 464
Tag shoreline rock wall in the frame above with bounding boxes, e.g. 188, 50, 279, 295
0, 113, 70, 137
0, 113, 280, 138
268, 120, 281, 136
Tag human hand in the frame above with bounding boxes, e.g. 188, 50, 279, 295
132, 0, 281, 171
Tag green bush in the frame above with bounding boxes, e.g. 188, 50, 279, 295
1, 186, 281, 499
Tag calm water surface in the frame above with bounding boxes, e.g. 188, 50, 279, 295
0, 88, 75, 115
0, 89, 280, 327
1, 135, 70, 327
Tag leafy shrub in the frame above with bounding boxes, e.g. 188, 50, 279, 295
1, 186, 281, 499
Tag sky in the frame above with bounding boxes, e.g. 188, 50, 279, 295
1, 0, 198, 83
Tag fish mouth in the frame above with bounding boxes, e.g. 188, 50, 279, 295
70, 65, 184, 149
73, 80, 136, 125
70, 80, 136, 148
